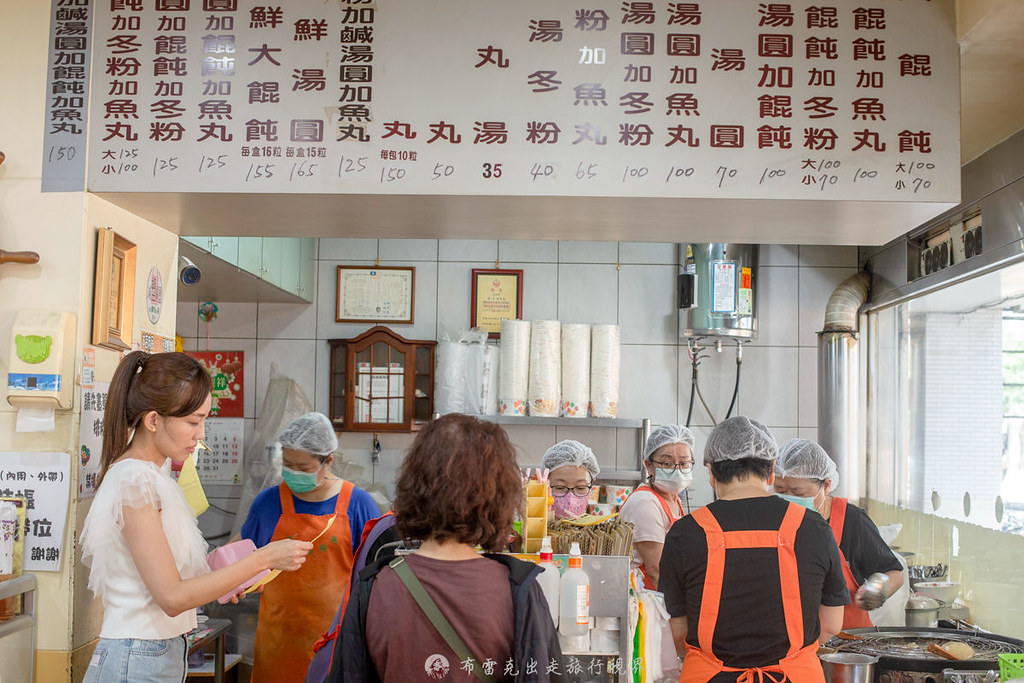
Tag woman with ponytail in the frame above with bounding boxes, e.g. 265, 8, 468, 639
81, 351, 312, 683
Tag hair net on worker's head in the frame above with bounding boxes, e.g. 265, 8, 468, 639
703, 416, 777, 464
277, 412, 338, 457
541, 440, 600, 481
643, 424, 695, 460
776, 438, 839, 488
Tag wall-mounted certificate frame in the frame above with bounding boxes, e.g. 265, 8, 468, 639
471, 268, 524, 338
336, 266, 415, 324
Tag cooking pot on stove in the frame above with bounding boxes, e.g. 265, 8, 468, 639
820, 652, 879, 683
905, 594, 941, 628
825, 627, 1024, 683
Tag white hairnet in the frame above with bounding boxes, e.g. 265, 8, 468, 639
541, 440, 600, 480
776, 438, 839, 488
703, 416, 777, 464
277, 412, 338, 456
644, 424, 695, 460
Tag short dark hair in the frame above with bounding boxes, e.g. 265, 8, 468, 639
708, 457, 774, 485
393, 414, 521, 551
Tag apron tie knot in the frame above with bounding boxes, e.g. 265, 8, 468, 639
737, 666, 787, 683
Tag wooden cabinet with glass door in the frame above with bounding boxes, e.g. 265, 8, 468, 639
327, 326, 436, 432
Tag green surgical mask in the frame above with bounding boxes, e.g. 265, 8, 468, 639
776, 492, 816, 509
282, 465, 319, 493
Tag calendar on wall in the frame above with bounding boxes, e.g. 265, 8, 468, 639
199, 418, 243, 485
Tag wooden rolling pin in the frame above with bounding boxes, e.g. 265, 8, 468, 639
0, 250, 40, 265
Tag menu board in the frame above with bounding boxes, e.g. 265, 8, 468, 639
84, 0, 958, 201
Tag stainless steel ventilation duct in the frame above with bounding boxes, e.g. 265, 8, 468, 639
818, 271, 870, 501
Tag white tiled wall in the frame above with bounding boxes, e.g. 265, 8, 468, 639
178, 241, 856, 511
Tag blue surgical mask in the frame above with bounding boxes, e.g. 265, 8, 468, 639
653, 467, 693, 495
282, 465, 319, 493
776, 493, 816, 509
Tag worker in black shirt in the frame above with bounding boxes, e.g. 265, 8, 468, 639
774, 438, 904, 629
659, 417, 849, 683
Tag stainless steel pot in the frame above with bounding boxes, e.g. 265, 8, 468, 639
905, 594, 940, 628
820, 652, 879, 683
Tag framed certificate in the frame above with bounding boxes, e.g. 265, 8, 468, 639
336, 266, 415, 324
471, 268, 524, 338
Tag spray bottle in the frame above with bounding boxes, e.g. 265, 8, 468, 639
558, 542, 590, 641
535, 536, 560, 628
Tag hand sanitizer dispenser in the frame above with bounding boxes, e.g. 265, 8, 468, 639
7, 310, 77, 415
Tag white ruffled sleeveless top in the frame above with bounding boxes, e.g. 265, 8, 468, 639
81, 458, 209, 639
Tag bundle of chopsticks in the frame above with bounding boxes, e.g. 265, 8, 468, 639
548, 517, 634, 556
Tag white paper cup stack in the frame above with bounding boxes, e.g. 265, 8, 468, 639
590, 324, 621, 418
560, 323, 591, 417
528, 320, 561, 416
498, 319, 531, 415
480, 344, 500, 416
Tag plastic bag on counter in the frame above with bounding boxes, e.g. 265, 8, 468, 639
870, 524, 910, 627
434, 328, 490, 415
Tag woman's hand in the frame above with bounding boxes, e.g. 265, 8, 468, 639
260, 539, 314, 571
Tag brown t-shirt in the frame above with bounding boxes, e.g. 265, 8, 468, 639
366, 553, 514, 682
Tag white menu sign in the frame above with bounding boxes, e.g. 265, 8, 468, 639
85, 0, 958, 202
0, 452, 72, 572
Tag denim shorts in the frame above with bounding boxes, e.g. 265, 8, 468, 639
83, 635, 187, 683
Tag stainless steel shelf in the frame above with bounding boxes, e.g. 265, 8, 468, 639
478, 415, 647, 429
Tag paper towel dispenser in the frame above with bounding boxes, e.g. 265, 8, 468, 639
7, 310, 77, 410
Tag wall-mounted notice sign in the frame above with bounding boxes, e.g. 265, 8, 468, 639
84, 0, 958, 202
0, 452, 71, 572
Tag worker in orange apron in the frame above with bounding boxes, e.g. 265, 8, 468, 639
240, 413, 380, 683
659, 417, 849, 683
774, 438, 904, 629
618, 424, 695, 590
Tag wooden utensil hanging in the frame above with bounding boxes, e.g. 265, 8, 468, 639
0, 250, 40, 265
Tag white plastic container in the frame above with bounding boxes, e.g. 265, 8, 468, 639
558, 542, 590, 637
536, 536, 561, 629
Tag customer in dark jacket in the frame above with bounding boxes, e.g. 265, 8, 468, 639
330, 413, 564, 683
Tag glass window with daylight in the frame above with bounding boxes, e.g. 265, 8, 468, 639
328, 326, 436, 433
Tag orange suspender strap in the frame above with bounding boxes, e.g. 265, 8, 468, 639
829, 497, 848, 545
690, 504, 808, 663
634, 484, 682, 523
278, 481, 354, 516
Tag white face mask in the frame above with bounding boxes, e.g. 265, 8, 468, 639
653, 467, 693, 495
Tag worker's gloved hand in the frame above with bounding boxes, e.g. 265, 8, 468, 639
854, 573, 891, 610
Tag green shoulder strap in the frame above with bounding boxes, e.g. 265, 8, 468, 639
389, 557, 497, 683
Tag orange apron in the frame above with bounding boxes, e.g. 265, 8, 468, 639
680, 504, 825, 683
629, 484, 684, 590
252, 482, 354, 683
827, 497, 874, 629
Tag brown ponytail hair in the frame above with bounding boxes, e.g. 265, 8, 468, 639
98, 351, 212, 486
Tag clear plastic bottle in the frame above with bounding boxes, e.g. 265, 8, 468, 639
536, 536, 560, 629
558, 542, 590, 637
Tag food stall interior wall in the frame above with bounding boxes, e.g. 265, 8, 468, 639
178, 240, 859, 542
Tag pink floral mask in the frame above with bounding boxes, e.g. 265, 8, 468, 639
551, 493, 589, 518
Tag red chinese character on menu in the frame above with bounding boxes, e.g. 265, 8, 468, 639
851, 129, 885, 152
667, 3, 701, 26
710, 125, 744, 148
572, 123, 607, 145
250, 6, 283, 29
803, 96, 837, 118
204, 0, 237, 11
711, 48, 744, 71
852, 8, 885, 30
528, 70, 562, 93
758, 95, 792, 118
621, 2, 655, 25
758, 4, 794, 28
245, 118, 278, 141
852, 38, 885, 61
426, 121, 462, 144
475, 46, 510, 68
898, 130, 932, 153
757, 124, 791, 149
899, 54, 931, 77
620, 91, 653, 114
574, 9, 610, 31
759, 34, 792, 58
526, 121, 561, 144
290, 120, 324, 143
621, 33, 654, 55
381, 122, 416, 140
150, 121, 185, 142
805, 6, 838, 29
807, 68, 835, 86
665, 125, 699, 147
574, 83, 607, 106
473, 122, 508, 145
803, 127, 837, 150
529, 19, 563, 43
618, 123, 653, 146
294, 18, 328, 41
805, 37, 838, 60
667, 34, 700, 57
666, 93, 700, 116
757, 64, 792, 87
851, 97, 885, 121
156, 0, 189, 10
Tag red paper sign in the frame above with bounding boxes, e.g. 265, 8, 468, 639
186, 351, 245, 418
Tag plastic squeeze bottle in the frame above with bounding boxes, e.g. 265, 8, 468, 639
536, 536, 560, 628
558, 542, 590, 637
